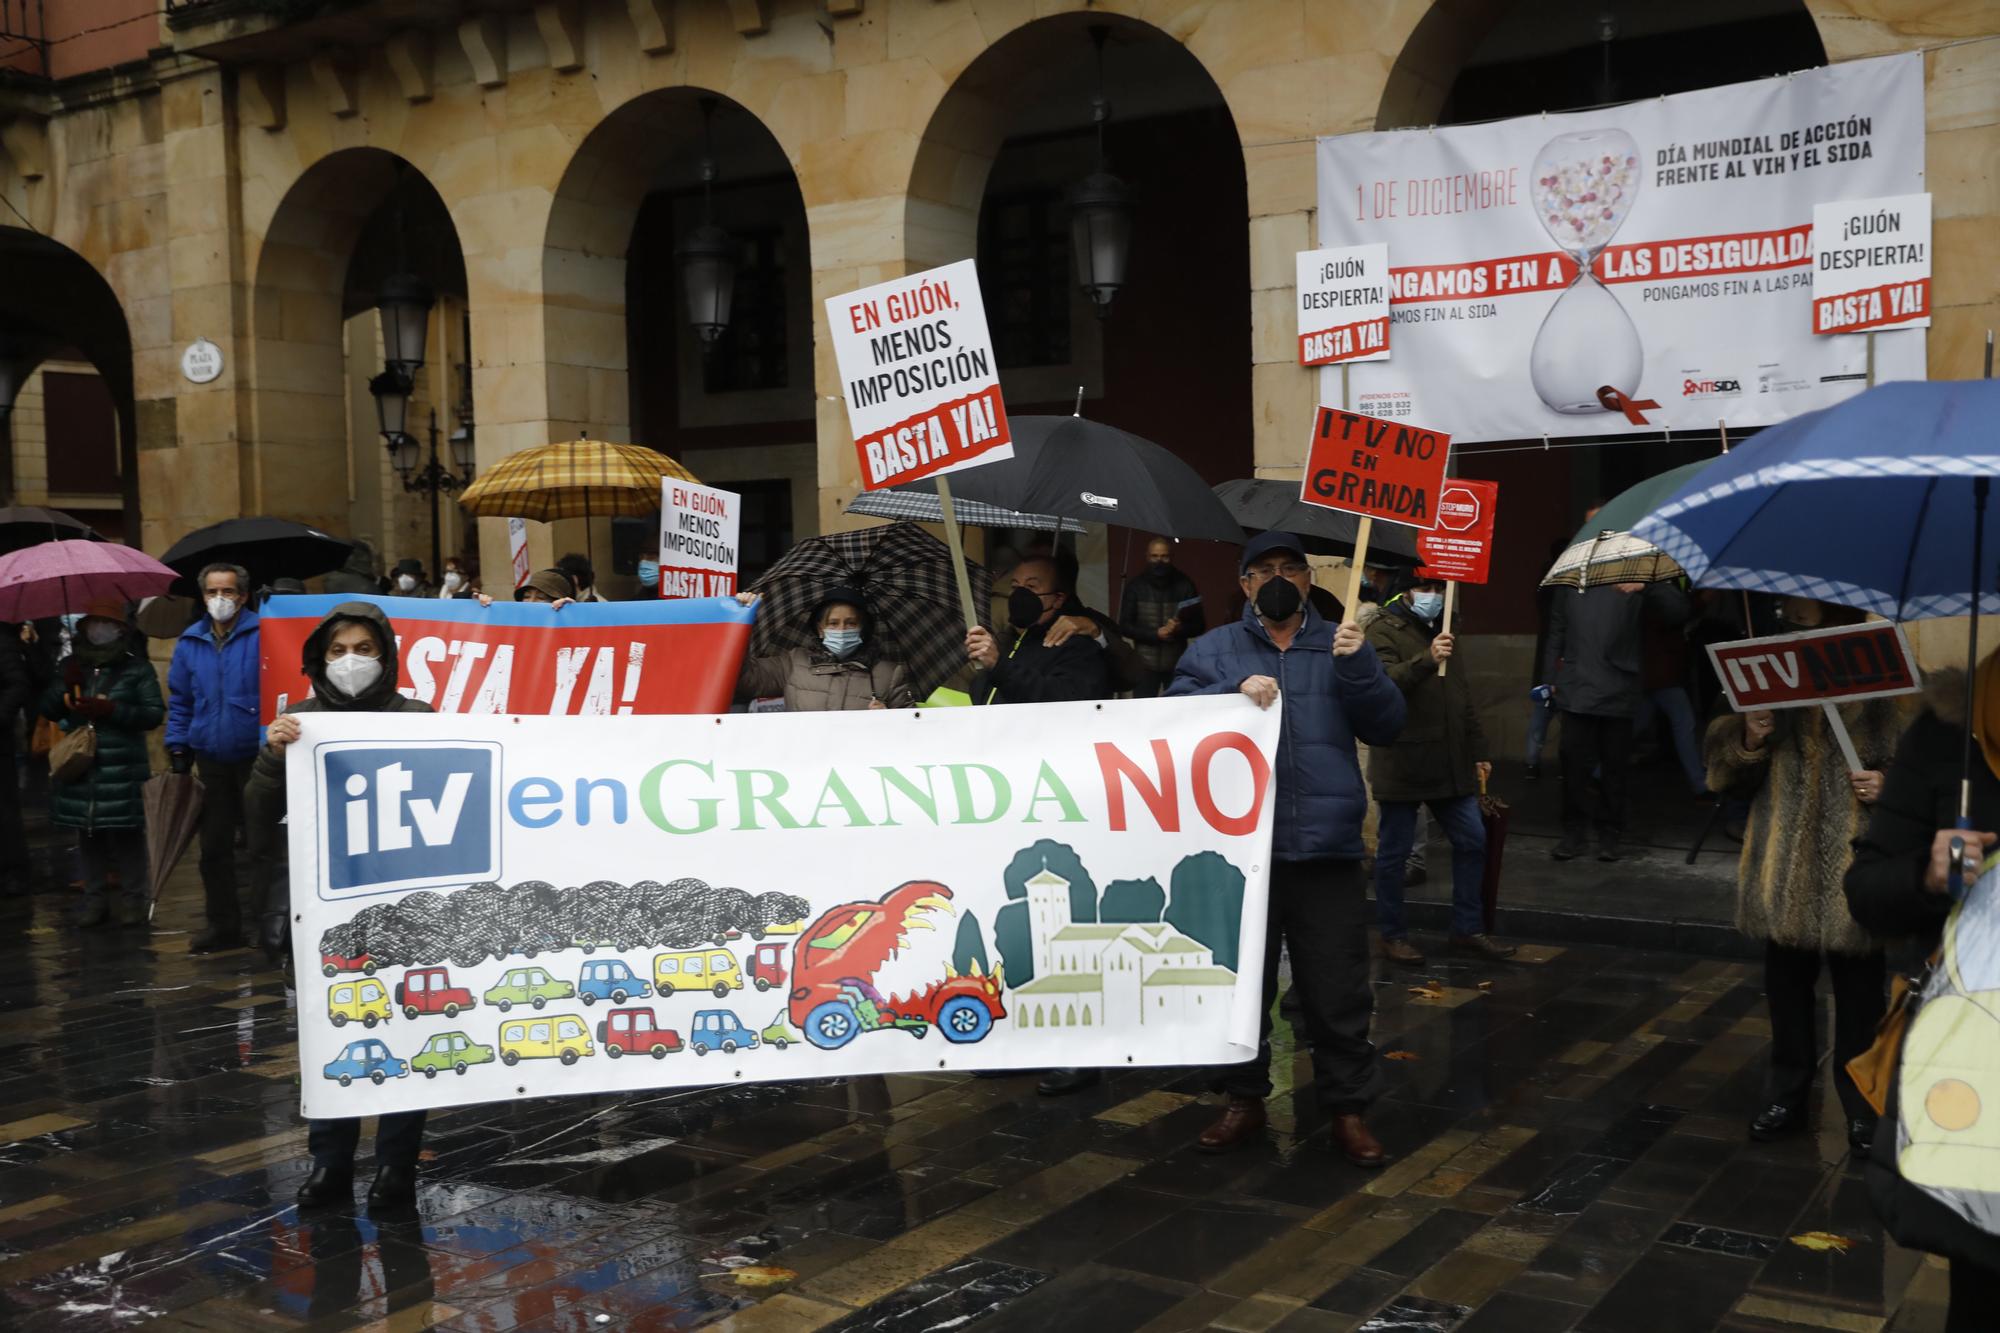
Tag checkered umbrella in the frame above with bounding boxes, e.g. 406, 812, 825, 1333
1540, 460, 1713, 589
458, 439, 699, 522
745, 522, 993, 699
845, 489, 1086, 534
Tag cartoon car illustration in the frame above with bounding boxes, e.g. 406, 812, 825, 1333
328, 978, 392, 1028
482, 966, 575, 1012
577, 958, 653, 1006
499, 1015, 594, 1066
789, 882, 1006, 1051
321, 949, 376, 977
750, 942, 787, 993
323, 1038, 407, 1086
688, 1010, 758, 1056
410, 1030, 495, 1078
395, 965, 476, 1020
752, 918, 804, 941
654, 948, 742, 998
597, 1007, 682, 1059
759, 1014, 800, 1050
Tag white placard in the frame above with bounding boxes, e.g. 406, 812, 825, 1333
1812, 192, 1931, 334
1296, 244, 1391, 366
658, 478, 741, 599
506, 517, 529, 590
180, 338, 223, 384
824, 259, 1013, 491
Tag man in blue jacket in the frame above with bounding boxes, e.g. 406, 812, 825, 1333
167, 563, 263, 952
1167, 532, 1406, 1164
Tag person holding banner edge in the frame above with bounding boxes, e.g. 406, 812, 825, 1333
246, 601, 432, 1212
1167, 531, 1406, 1163
733, 586, 914, 711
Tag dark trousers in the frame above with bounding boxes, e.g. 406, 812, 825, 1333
0, 747, 26, 885
308, 1111, 428, 1171
1129, 667, 1174, 699
80, 826, 148, 910
1375, 796, 1486, 938
196, 756, 255, 930
1948, 1261, 2000, 1333
1763, 941, 1885, 1122
1217, 859, 1383, 1115
1558, 711, 1633, 840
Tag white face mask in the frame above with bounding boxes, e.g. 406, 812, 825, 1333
396, 574, 418, 592
206, 594, 239, 623
83, 621, 123, 647
324, 653, 383, 698
442, 571, 464, 591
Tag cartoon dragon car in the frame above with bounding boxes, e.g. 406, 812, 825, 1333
788, 881, 1006, 1051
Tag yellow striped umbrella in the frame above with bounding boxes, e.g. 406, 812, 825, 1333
457, 439, 700, 523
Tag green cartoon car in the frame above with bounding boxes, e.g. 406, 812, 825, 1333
409, 1030, 496, 1078
482, 965, 575, 1012
760, 1015, 801, 1050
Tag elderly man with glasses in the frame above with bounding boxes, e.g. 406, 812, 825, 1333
1166, 532, 1406, 1165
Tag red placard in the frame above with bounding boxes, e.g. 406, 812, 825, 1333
1300, 406, 1452, 530
1706, 621, 1920, 712
259, 595, 751, 719
1415, 479, 1498, 584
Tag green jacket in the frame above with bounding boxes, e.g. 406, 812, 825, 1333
1363, 600, 1487, 803
42, 646, 165, 831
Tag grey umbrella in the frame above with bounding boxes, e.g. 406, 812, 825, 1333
1213, 479, 1420, 563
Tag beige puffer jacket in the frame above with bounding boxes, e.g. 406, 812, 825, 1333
737, 646, 913, 711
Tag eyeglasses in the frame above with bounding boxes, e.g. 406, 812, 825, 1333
1245, 562, 1309, 579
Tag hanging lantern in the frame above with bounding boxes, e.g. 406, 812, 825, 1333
678, 97, 736, 347
377, 272, 434, 376
1066, 27, 1134, 319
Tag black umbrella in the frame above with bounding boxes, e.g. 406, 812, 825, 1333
0, 505, 96, 554
161, 517, 354, 592
889, 414, 1243, 541
1213, 479, 1421, 563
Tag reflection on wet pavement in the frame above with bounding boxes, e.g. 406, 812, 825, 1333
0, 877, 1951, 1333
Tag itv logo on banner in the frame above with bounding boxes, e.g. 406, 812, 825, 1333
316, 742, 502, 896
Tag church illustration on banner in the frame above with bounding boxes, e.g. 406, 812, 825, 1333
1009, 866, 1236, 1030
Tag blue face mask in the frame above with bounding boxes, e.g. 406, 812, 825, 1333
823, 628, 863, 657
637, 559, 659, 589
1409, 591, 1445, 622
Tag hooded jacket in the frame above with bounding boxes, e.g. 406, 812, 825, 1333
165, 606, 262, 761
41, 633, 164, 831
1364, 597, 1488, 802
1540, 581, 1690, 719
737, 590, 914, 711
1167, 600, 1405, 861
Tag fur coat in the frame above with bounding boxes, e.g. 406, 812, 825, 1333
1705, 693, 1919, 955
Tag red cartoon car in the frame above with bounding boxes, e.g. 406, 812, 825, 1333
751, 942, 787, 993
596, 1008, 682, 1059
321, 949, 376, 977
394, 966, 476, 1020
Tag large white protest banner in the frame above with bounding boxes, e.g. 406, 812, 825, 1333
288, 696, 1277, 1115
1316, 53, 1924, 441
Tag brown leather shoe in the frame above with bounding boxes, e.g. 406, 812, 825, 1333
1448, 933, 1517, 960
1380, 936, 1425, 966
1331, 1113, 1385, 1167
1197, 1096, 1267, 1153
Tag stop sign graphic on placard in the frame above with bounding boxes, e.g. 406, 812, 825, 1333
1437, 484, 1481, 532
1416, 479, 1497, 584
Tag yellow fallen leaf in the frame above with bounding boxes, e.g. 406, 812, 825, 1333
1383, 1050, 1421, 1061
731, 1266, 798, 1289
1477, 981, 1494, 991
1789, 1232, 1855, 1254
1409, 985, 1445, 1001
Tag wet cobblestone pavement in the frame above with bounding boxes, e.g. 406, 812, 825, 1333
0, 879, 1951, 1333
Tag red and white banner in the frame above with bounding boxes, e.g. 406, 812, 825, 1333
259, 594, 751, 719
1297, 244, 1390, 366
658, 479, 741, 599
1317, 53, 1925, 441
1416, 479, 1498, 584
825, 260, 1012, 491
1300, 407, 1451, 530
1812, 192, 1931, 334
1707, 621, 1920, 712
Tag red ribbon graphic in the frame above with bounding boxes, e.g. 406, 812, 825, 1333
1596, 386, 1660, 425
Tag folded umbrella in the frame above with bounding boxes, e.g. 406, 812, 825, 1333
1213, 478, 1420, 562
1541, 458, 1715, 589
846, 489, 1086, 534
1477, 776, 1510, 934
142, 771, 204, 921
161, 517, 353, 592
745, 523, 993, 701
0, 539, 177, 621
0, 505, 95, 554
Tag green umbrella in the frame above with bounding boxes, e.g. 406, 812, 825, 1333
1543, 459, 1717, 589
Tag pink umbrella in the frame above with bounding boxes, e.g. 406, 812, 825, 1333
0, 539, 177, 621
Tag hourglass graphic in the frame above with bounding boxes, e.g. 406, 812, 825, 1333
1528, 129, 1644, 415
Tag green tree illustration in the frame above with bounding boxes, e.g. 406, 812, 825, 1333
994, 901, 1033, 985
1099, 877, 1166, 924
1164, 852, 1246, 971
952, 911, 991, 974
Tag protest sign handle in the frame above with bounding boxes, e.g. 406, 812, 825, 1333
1821, 701, 1864, 774
1439, 580, 1457, 678
1341, 517, 1373, 624
934, 474, 979, 632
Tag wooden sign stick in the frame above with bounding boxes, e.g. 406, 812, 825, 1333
1439, 580, 1458, 679
934, 474, 979, 632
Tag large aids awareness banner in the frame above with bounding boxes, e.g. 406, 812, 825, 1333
1316, 53, 1924, 442
259, 595, 753, 719
287, 697, 1277, 1115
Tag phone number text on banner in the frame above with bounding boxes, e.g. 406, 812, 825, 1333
260, 594, 753, 719
288, 696, 1276, 1115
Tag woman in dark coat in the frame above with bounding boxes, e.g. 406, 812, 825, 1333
1845, 654, 2000, 1331
43, 597, 164, 928
733, 585, 914, 711
246, 601, 432, 1212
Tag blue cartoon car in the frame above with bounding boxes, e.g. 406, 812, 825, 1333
323, 1037, 409, 1087
577, 958, 653, 1007
688, 1010, 759, 1056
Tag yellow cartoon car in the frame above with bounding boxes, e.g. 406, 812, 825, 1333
498, 1015, 594, 1066
654, 948, 743, 998
328, 978, 392, 1028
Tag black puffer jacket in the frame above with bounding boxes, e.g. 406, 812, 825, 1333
1539, 581, 1690, 719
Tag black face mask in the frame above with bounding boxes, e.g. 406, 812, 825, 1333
1008, 586, 1049, 629
1254, 576, 1303, 622
1144, 563, 1174, 583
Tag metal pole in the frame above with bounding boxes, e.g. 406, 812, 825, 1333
428, 409, 442, 582
1952, 475, 1990, 897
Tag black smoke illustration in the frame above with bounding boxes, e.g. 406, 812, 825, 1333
319, 878, 811, 969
